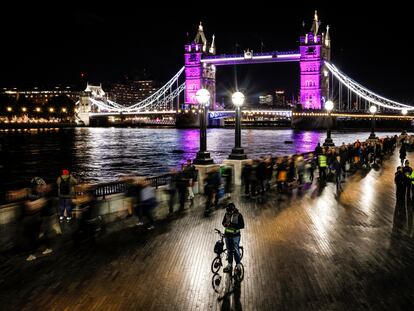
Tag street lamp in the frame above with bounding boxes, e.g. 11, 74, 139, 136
369, 105, 377, 140
323, 100, 335, 146
402, 108, 408, 115
193, 88, 214, 165
229, 91, 247, 159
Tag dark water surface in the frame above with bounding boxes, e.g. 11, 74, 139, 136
0, 127, 400, 190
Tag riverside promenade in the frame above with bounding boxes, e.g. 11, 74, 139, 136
0, 150, 413, 310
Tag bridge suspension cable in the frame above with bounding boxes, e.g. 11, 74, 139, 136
84, 67, 185, 113
124, 67, 185, 112
325, 62, 414, 111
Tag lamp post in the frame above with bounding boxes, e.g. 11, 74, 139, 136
323, 100, 335, 147
369, 105, 377, 140
229, 91, 247, 159
193, 88, 214, 165
402, 108, 408, 133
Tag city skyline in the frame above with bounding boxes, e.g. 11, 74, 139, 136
0, 3, 412, 102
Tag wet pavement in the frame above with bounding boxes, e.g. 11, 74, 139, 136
1, 150, 414, 310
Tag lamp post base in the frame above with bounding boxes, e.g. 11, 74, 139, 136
323, 138, 335, 147
193, 151, 214, 165
368, 132, 377, 140
228, 147, 247, 160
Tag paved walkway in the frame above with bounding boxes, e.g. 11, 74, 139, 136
1, 151, 414, 310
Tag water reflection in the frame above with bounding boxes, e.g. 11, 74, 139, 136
0, 128, 399, 190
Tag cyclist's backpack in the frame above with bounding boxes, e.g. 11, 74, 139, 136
59, 177, 71, 195
214, 240, 224, 254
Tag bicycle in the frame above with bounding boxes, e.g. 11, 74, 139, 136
211, 228, 244, 275
211, 229, 245, 294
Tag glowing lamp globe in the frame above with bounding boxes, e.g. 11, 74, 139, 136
325, 100, 334, 111
369, 106, 377, 114
402, 108, 408, 115
232, 91, 245, 107
195, 88, 210, 106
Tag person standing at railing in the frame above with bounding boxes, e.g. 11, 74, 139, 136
56, 169, 77, 222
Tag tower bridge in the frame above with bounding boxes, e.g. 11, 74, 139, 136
76, 11, 413, 129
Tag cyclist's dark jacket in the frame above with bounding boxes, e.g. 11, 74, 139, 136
222, 209, 245, 237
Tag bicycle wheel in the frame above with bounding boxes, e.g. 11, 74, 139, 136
234, 263, 245, 282
212, 273, 223, 293
239, 246, 244, 260
211, 256, 222, 274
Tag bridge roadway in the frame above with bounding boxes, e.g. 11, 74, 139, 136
1, 151, 414, 310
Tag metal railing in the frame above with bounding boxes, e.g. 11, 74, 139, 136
93, 173, 172, 199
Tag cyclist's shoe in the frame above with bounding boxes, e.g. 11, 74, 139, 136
235, 264, 241, 273
223, 264, 232, 273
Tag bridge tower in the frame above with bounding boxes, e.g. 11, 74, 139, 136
184, 23, 216, 109
78, 83, 107, 126
299, 11, 331, 109
78, 94, 91, 126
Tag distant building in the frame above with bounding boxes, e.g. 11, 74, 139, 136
259, 95, 273, 105
108, 80, 159, 107
1, 86, 80, 106
275, 90, 286, 106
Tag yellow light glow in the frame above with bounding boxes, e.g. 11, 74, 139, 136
22, 107, 27, 112
6, 107, 12, 112
49, 108, 54, 112
62, 108, 67, 113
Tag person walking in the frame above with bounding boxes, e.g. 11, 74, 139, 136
332, 156, 343, 193
183, 160, 197, 206
318, 149, 328, 184
56, 169, 77, 222
395, 166, 406, 204
222, 203, 245, 274
400, 144, 407, 166
403, 160, 413, 201
136, 179, 157, 230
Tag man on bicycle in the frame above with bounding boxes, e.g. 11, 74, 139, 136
222, 203, 245, 273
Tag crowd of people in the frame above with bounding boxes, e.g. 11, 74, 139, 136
239, 136, 398, 199
395, 132, 414, 204
4, 133, 402, 262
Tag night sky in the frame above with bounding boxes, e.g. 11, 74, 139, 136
0, 2, 412, 103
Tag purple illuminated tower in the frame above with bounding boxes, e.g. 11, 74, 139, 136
300, 11, 331, 109
184, 23, 216, 108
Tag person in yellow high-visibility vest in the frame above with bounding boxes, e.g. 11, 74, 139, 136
222, 203, 245, 274
318, 149, 327, 184
408, 169, 414, 200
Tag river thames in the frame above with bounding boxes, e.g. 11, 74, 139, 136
0, 128, 400, 190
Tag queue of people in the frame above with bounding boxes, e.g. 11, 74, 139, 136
395, 132, 414, 204
240, 136, 397, 197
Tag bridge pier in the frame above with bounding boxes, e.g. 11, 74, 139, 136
77, 95, 91, 126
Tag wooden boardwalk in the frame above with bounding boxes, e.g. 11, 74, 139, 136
1, 151, 414, 310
